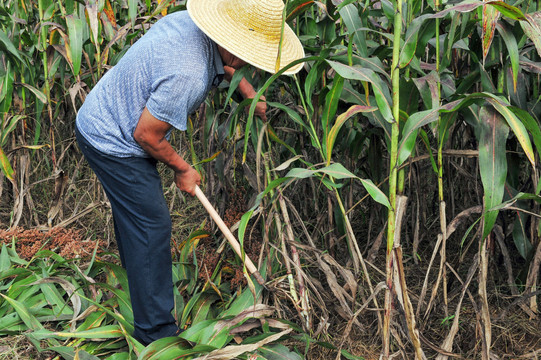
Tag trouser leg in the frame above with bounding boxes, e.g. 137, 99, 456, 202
76, 128, 178, 345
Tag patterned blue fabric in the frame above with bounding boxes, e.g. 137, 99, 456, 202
76, 11, 224, 158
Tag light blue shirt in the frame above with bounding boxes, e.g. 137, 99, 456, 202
76, 11, 224, 157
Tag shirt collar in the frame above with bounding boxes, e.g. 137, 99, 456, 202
212, 41, 225, 87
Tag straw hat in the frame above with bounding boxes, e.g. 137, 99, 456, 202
187, 0, 304, 75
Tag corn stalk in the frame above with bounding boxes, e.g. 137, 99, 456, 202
383, 0, 403, 356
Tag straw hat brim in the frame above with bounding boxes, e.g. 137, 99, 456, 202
187, 0, 304, 75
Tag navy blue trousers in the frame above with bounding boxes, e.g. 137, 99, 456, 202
76, 127, 178, 345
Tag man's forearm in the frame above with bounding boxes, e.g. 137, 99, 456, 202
133, 107, 192, 174
137, 137, 191, 173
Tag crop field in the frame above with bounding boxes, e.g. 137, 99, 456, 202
1, 0, 541, 359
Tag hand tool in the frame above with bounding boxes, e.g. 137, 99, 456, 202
194, 185, 265, 285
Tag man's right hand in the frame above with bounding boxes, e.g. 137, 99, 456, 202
174, 167, 201, 196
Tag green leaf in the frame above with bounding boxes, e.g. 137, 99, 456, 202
0, 312, 22, 332
32, 325, 123, 340
1, 115, 26, 146
128, 0, 138, 25
180, 318, 231, 348
521, 12, 541, 58
341, 349, 366, 359
267, 101, 308, 130
303, 61, 323, 116
65, 14, 84, 76
326, 105, 376, 165
221, 280, 264, 318
484, 96, 535, 167
0, 293, 44, 331
181, 291, 203, 327
399, 14, 431, 68
495, 23, 518, 93
0, 146, 14, 181
286, 163, 355, 180
486, 0, 525, 20
482, 3, 500, 60
508, 107, 541, 160
0, 31, 24, 63
105, 353, 130, 360
327, 60, 393, 122
0, 244, 11, 273
18, 83, 47, 104
258, 344, 304, 360
322, 75, 345, 160
360, 178, 391, 209
192, 294, 219, 325
339, 4, 367, 57
512, 207, 532, 259
286, 164, 390, 208
398, 100, 461, 166
47, 346, 102, 360
477, 105, 509, 239
138, 337, 195, 360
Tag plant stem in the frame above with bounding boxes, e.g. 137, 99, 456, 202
38, 0, 56, 169
435, 0, 449, 317
383, 0, 403, 356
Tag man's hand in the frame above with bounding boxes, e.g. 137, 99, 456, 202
174, 167, 201, 196
134, 107, 201, 196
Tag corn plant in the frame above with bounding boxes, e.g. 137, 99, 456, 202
230, 0, 541, 358
2, 0, 541, 358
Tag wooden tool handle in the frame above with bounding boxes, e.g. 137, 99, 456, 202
194, 185, 265, 285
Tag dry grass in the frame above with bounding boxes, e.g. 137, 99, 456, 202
0, 335, 54, 360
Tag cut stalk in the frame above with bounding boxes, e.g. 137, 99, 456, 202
278, 194, 311, 330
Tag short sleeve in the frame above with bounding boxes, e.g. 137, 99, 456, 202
145, 73, 206, 131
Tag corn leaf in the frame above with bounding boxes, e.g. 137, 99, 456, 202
484, 96, 535, 167
522, 12, 541, 57
47, 347, 101, 360
128, 0, 138, 25
496, 23, 519, 93
0, 293, 44, 331
507, 107, 541, 160
0, 30, 24, 63
0, 146, 14, 181
31, 325, 122, 340
286, 164, 390, 208
482, 1, 500, 61
257, 342, 303, 360
486, 0, 525, 20
477, 105, 509, 239
65, 14, 84, 76
322, 75, 345, 161
0, 244, 10, 272
339, 3, 368, 57
327, 60, 393, 122
138, 337, 199, 359
326, 105, 376, 165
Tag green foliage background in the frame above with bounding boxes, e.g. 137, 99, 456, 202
1, 0, 541, 358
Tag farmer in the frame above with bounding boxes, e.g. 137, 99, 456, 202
75, 0, 304, 346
